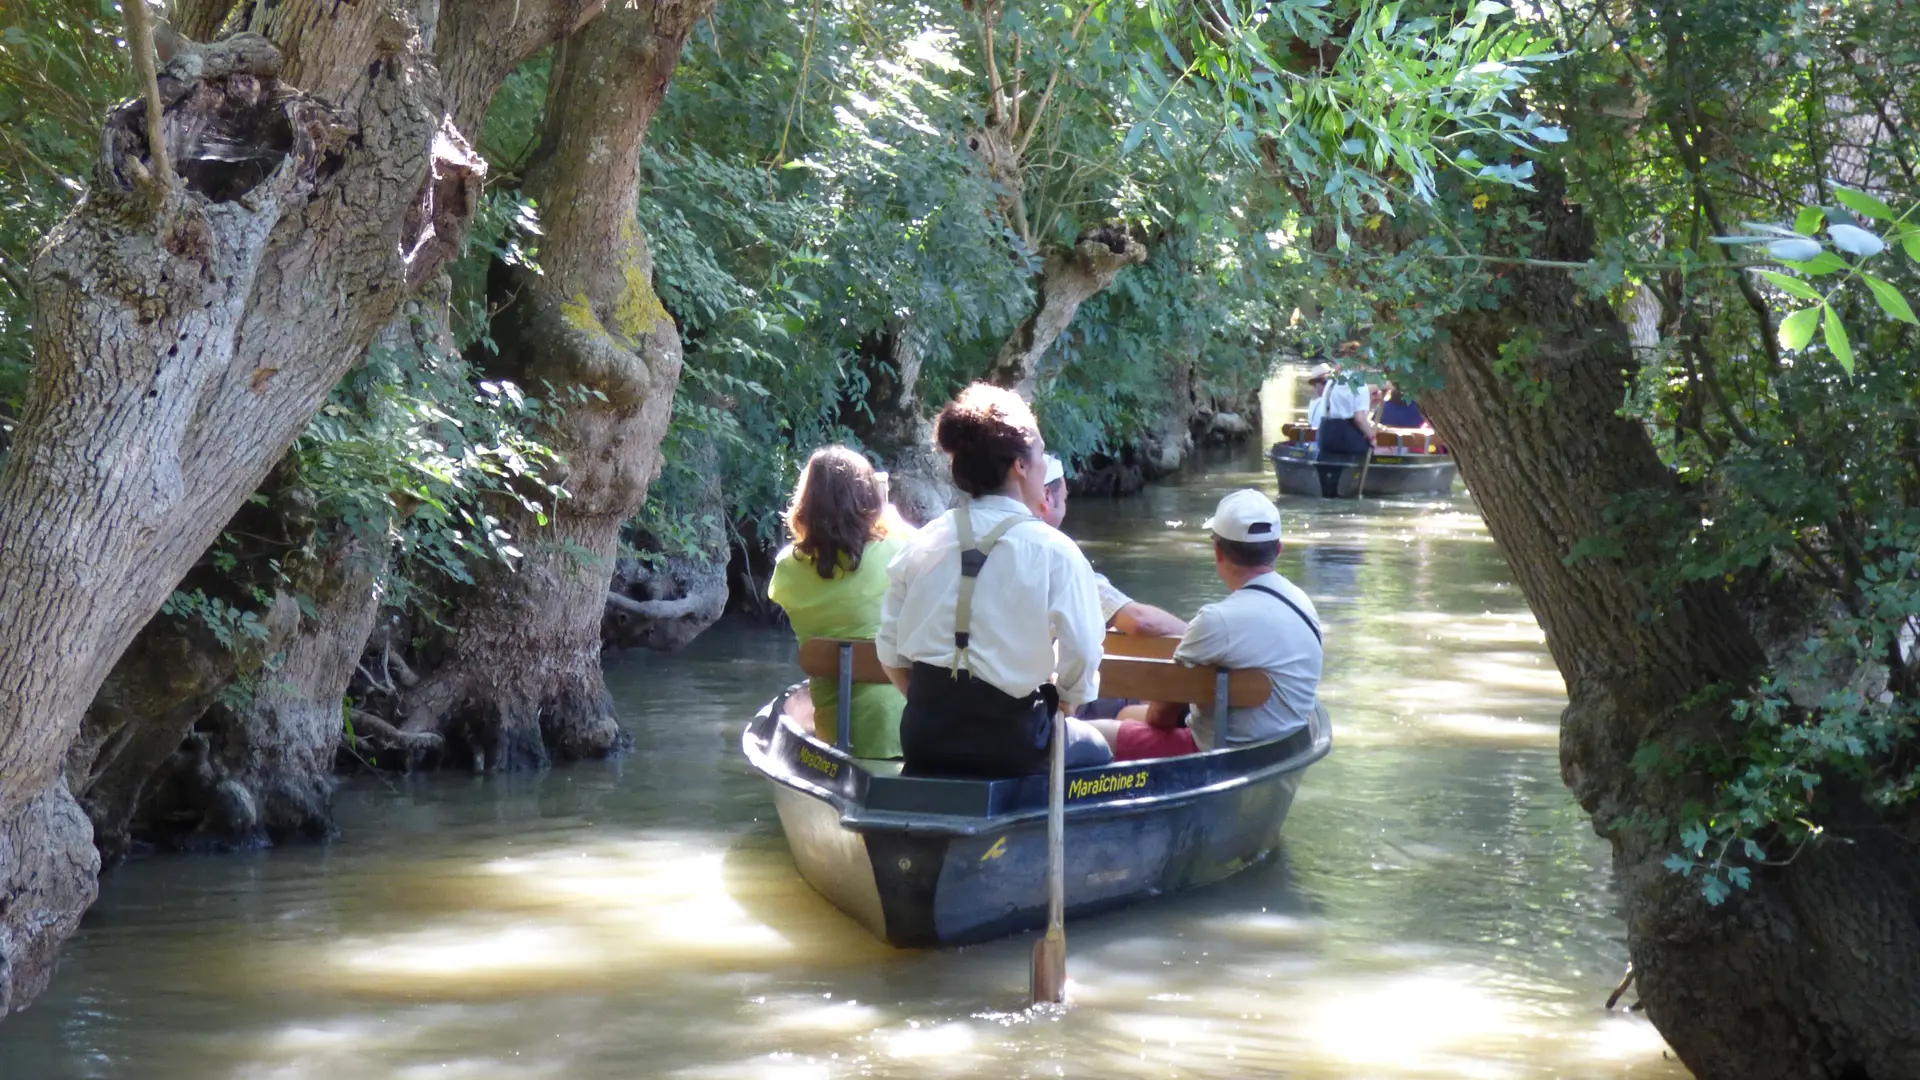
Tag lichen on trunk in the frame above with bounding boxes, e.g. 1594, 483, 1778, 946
0, 0, 594, 1013
397, 0, 715, 767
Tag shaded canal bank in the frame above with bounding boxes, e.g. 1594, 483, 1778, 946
0, 449, 1682, 1078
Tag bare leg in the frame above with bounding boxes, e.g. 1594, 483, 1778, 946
1087, 718, 1126, 747
787, 685, 817, 734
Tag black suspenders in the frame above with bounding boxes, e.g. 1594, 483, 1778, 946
1243, 583, 1323, 644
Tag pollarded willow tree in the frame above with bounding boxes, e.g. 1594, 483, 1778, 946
1149, 0, 1920, 1074
0, 0, 725, 1016
397, 0, 717, 769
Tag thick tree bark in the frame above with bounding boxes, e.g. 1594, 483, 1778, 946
169, 0, 235, 45
400, 0, 714, 768
175, 532, 387, 848
984, 226, 1148, 398
0, 0, 593, 1016
1418, 179, 1920, 1079
0, 22, 443, 1016
67, 592, 297, 862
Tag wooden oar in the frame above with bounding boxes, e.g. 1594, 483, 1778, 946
1354, 395, 1385, 502
1030, 707, 1068, 1004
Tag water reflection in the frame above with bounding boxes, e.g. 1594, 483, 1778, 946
0, 447, 1682, 1079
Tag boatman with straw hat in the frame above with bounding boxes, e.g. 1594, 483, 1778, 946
1089, 489, 1325, 761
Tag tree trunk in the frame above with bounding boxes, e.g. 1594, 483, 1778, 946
172, 532, 387, 848
400, 0, 714, 768
67, 591, 297, 862
985, 226, 1148, 398
168, 0, 235, 45
0, 0, 595, 1016
606, 425, 728, 652
1418, 178, 1920, 1079
842, 328, 953, 527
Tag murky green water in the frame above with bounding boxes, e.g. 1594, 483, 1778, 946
0, 448, 1682, 1079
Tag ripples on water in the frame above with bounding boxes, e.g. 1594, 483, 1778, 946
1, 449, 1683, 1079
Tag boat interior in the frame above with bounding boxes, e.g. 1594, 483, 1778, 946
744, 636, 1325, 826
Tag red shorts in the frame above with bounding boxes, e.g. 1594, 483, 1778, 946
1111, 721, 1200, 762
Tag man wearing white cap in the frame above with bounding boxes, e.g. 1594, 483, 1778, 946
1091, 488, 1324, 760
1037, 455, 1186, 638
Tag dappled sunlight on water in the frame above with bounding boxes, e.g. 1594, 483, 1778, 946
0, 445, 1683, 1079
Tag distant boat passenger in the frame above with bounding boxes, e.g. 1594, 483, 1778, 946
876, 383, 1114, 777
1304, 362, 1332, 432
769, 446, 911, 758
1312, 365, 1376, 497
1380, 381, 1427, 429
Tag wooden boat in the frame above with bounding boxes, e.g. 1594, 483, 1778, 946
740, 635, 1332, 947
1270, 424, 1457, 498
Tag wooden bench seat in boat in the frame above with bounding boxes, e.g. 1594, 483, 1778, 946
795, 636, 1268, 753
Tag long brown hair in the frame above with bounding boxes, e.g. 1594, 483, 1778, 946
933, 383, 1039, 497
787, 446, 885, 579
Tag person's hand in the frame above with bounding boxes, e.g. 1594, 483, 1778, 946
1143, 700, 1187, 730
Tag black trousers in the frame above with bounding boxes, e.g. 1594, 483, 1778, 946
901, 662, 1056, 779
1315, 418, 1370, 497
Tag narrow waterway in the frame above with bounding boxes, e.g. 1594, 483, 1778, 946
2, 448, 1682, 1079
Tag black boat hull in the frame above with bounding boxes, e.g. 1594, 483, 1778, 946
1270, 442, 1457, 498
743, 693, 1329, 947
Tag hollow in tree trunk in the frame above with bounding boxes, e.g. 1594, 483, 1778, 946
0, 0, 603, 1015
1417, 178, 1920, 1080
400, 0, 716, 769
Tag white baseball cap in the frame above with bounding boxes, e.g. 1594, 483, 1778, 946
1204, 489, 1283, 543
1043, 454, 1066, 485
1307, 362, 1335, 380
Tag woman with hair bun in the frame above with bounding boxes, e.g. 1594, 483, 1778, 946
770, 446, 911, 758
875, 383, 1113, 777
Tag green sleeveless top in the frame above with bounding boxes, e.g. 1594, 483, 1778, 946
768, 534, 907, 759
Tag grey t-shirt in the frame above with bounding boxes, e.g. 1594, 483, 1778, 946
1174, 571, 1324, 748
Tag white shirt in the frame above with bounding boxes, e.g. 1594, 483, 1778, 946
1174, 571, 1323, 748
1321, 379, 1371, 425
1306, 390, 1328, 429
1094, 572, 1131, 623
878, 495, 1105, 706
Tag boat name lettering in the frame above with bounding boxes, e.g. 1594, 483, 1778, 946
797, 746, 840, 778
1067, 770, 1151, 799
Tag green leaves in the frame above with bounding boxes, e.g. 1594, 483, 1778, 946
1863, 274, 1919, 325
1777, 306, 1821, 350
1822, 310, 1855, 373
1832, 187, 1894, 222
1754, 269, 1822, 302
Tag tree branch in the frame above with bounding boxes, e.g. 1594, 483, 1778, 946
124, 0, 173, 188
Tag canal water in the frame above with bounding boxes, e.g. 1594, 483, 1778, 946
1, 448, 1683, 1079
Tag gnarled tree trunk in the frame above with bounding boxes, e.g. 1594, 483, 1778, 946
181, 532, 388, 847
842, 327, 953, 527
984, 226, 1148, 398
400, 0, 714, 769
605, 424, 728, 652
1418, 180, 1920, 1079
0, 0, 601, 1016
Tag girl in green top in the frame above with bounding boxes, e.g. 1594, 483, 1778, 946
768, 446, 913, 758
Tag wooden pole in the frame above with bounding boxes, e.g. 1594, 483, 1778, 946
1030, 707, 1067, 1004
